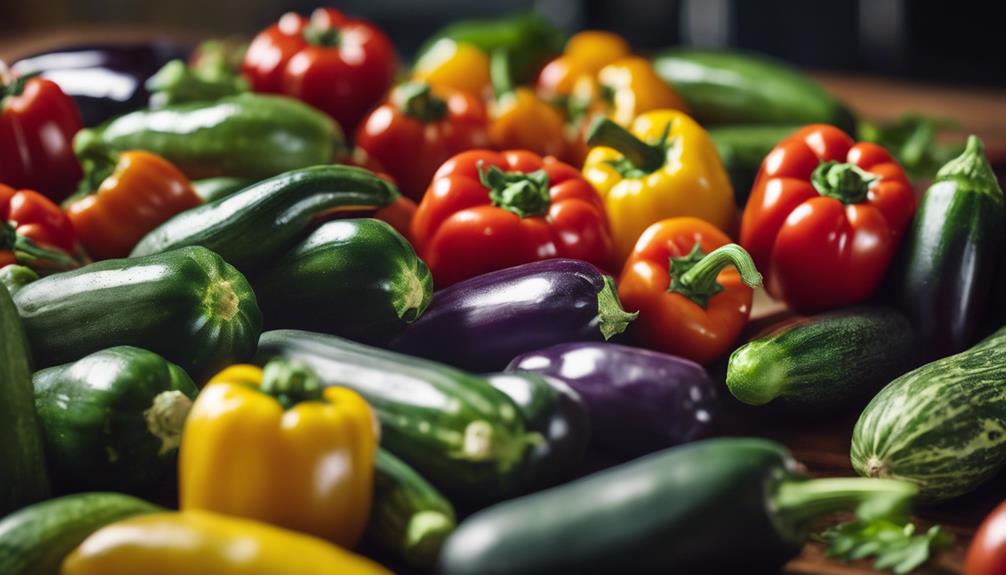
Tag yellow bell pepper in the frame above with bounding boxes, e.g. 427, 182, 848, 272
412, 38, 492, 97
179, 361, 377, 548
594, 57, 689, 127
488, 49, 570, 161
583, 111, 736, 264
60, 510, 392, 575
536, 30, 631, 98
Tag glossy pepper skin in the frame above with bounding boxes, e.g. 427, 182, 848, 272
740, 124, 915, 312
0, 183, 81, 273
0, 73, 83, 202
487, 51, 571, 162
412, 39, 492, 97
412, 149, 614, 286
584, 111, 736, 265
67, 137, 201, 260
966, 499, 1006, 575
356, 82, 489, 201
243, 8, 397, 133
180, 361, 377, 548
60, 510, 392, 575
619, 217, 762, 364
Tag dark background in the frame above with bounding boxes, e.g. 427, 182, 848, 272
2, 0, 1004, 86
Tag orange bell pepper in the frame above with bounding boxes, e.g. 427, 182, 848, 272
412, 39, 492, 97
67, 135, 201, 260
618, 217, 762, 364
488, 51, 570, 162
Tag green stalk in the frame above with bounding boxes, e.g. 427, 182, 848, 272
669, 243, 762, 308
586, 117, 666, 175
260, 359, 324, 409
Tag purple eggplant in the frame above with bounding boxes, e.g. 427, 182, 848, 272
507, 342, 719, 456
13, 42, 190, 126
389, 259, 637, 372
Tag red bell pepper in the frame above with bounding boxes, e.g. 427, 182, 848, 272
0, 70, 83, 202
356, 81, 489, 202
966, 499, 1006, 575
740, 124, 916, 312
0, 183, 81, 273
412, 149, 614, 286
243, 8, 397, 133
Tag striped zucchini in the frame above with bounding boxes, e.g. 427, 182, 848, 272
851, 326, 1006, 502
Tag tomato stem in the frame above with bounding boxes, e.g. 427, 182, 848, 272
811, 161, 877, 204
479, 162, 552, 218
260, 359, 324, 409
669, 243, 762, 309
393, 82, 448, 123
586, 117, 666, 176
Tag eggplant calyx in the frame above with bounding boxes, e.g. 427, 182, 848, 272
811, 161, 877, 205
597, 275, 638, 340
936, 135, 1002, 198
145, 390, 194, 456
260, 359, 324, 408
480, 162, 552, 218
669, 242, 762, 309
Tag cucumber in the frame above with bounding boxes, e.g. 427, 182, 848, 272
255, 219, 433, 345
727, 307, 917, 410
852, 326, 1006, 502
651, 49, 855, 132
33, 346, 198, 494
13, 246, 262, 382
366, 449, 456, 571
131, 165, 399, 275
0, 283, 49, 514
255, 329, 538, 501
0, 492, 161, 575
192, 177, 254, 203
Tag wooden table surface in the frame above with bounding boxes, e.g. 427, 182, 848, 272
4, 26, 1005, 575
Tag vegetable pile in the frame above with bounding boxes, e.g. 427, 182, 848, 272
2, 8, 1003, 575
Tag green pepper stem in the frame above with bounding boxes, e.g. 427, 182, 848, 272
597, 275, 638, 339
586, 117, 666, 173
303, 25, 340, 47
73, 130, 119, 198
490, 49, 515, 101
479, 162, 552, 218
393, 82, 448, 123
774, 477, 917, 536
0, 70, 39, 99
811, 161, 877, 204
670, 243, 762, 309
1, 222, 80, 273
260, 359, 324, 409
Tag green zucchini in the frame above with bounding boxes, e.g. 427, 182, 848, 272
131, 165, 399, 275
366, 448, 456, 571
255, 219, 433, 345
33, 346, 198, 494
192, 176, 254, 203
0, 492, 161, 575
0, 283, 49, 514
888, 135, 1004, 361
439, 438, 916, 574
727, 307, 917, 410
852, 326, 1006, 502
255, 329, 538, 501
0, 264, 38, 296
14, 246, 262, 382
707, 124, 801, 207
651, 49, 855, 131
78, 93, 341, 180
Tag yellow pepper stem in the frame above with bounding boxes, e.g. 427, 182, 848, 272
669, 243, 762, 308
260, 359, 324, 409
811, 161, 877, 204
392, 82, 448, 123
586, 117, 666, 175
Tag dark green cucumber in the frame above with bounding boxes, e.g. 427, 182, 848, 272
33, 346, 198, 494
192, 176, 254, 203
485, 372, 589, 491
255, 329, 537, 501
440, 438, 916, 575
707, 124, 802, 207
130, 165, 399, 275
367, 448, 456, 571
651, 49, 855, 131
889, 136, 1004, 361
14, 246, 262, 382
78, 93, 341, 180
0, 264, 38, 297
0, 492, 161, 575
255, 219, 432, 345
852, 326, 1006, 502
0, 283, 49, 514
727, 307, 917, 410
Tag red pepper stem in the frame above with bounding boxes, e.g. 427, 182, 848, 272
490, 49, 515, 101
670, 243, 762, 309
260, 359, 324, 409
478, 162, 552, 218
303, 25, 341, 47
811, 161, 877, 204
0, 70, 40, 99
585, 118, 665, 173
393, 82, 448, 123
1, 222, 80, 272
